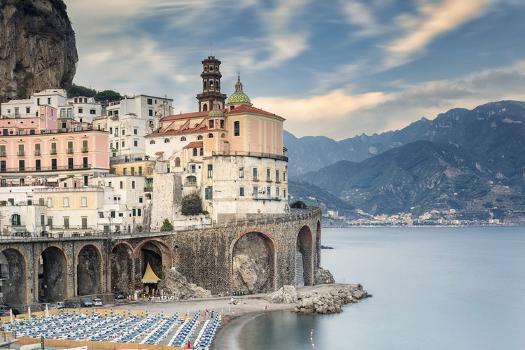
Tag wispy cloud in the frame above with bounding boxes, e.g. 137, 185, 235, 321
340, 0, 383, 37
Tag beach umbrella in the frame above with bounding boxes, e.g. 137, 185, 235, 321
27, 306, 31, 318
187, 339, 191, 349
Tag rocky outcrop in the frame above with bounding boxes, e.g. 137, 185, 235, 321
158, 268, 211, 300
266, 285, 298, 304
314, 267, 335, 285
295, 285, 368, 314
0, 0, 77, 101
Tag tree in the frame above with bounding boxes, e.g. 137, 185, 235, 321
291, 200, 307, 209
67, 84, 96, 98
181, 193, 203, 216
95, 90, 121, 102
160, 219, 173, 232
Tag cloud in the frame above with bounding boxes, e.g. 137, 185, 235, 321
383, 0, 493, 68
340, 0, 383, 37
254, 59, 525, 139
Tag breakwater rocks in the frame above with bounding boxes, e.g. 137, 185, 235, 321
314, 267, 336, 284
295, 284, 369, 314
158, 268, 212, 300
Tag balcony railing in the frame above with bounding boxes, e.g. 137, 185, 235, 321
0, 125, 104, 137
82, 147, 89, 153
0, 164, 93, 173
67, 148, 74, 154
0, 152, 6, 157
17, 151, 25, 156
211, 150, 288, 162
34, 150, 41, 156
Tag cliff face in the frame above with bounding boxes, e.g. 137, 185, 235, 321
0, 0, 77, 101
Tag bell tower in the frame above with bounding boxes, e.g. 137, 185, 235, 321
196, 56, 227, 112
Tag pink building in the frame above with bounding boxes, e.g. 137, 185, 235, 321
0, 105, 57, 136
0, 126, 109, 182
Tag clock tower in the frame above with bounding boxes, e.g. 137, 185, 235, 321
196, 56, 227, 112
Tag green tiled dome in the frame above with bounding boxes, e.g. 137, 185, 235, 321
209, 109, 224, 118
226, 75, 251, 105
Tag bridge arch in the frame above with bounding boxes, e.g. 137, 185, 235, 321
296, 225, 314, 286
135, 239, 172, 280
231, 230, 276, 294
0, 248, 26, 306
39, 246, 67, 302
77, 244, 102, 296
316, 220, 321, 268
111, 243, 134, 294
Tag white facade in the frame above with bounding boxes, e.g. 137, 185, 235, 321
67, 96, 102, 123
1, 89, 67, 118
107, 115, 150, 159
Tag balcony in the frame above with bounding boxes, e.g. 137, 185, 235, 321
0, 164, 93, 173
17, 151, 25, 156
82, 147, 89, 153
34, 150, 41, 156
50, 150, 57, 155
211, 150, 288, 162
67, 148, 74, 154
0, 152, 6, 157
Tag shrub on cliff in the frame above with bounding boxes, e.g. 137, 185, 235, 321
181, 194, 203, 216
95, 90, 122, 102
291, 200, 307, 209
160, 219, 173, 232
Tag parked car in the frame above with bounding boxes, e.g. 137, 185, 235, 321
93, 298, 103, 307
64, 301, 77, 309
55, 302, 65, 309
80, 298, 93, 307
114, 292, 125, 300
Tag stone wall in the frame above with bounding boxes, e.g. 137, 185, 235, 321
0, 208, 322, 305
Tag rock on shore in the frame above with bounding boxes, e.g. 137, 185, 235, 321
314, 267, 335, 284
158, 268, 212, 300
266, 285, 298, 304
294, 284, 368, 314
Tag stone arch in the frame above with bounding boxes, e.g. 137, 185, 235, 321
316, 220, 321, 268
135, 239, 172, 280
296, 225, 313, 287
111, 243, 134, 294
39, 246, 67, 302
231, 231, 276, 294
0, 248, 26, 306
77, 244, 101, 296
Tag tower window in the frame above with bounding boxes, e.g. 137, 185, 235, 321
234, 121, 240, 136
203, 104, 208, 112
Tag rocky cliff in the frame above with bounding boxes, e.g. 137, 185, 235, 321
0, 0, 77, 101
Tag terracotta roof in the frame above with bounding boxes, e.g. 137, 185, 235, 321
183, 141, 203, 149
226, 105, 284, 120
145, 125, 208, 137
160, 111, 209, 122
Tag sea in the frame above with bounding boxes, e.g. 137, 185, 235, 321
226, 226, 525, 350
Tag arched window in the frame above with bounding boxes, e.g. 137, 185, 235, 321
186, 175, 197, 184
221, 133, 226, 138
203, 80, 207, 90
197, 135, 203, 140
203, 104, 208, 112
175, 157, 181, 167
208, 133, 214, 138
181, 136, 186, 141
149, 140, 155, 144
164, 138, 170, 143
11, 214, 21, 226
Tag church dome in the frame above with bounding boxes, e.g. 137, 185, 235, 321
226, 75, 251, 105
208, 109, 224, 118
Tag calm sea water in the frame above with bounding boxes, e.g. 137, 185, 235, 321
231, 227, 525, 350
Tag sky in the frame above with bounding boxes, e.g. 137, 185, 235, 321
65, 0, 525, 139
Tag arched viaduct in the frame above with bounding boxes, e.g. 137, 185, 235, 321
0, 209, 322, 307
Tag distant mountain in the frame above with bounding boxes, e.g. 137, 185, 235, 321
288, 180, 355, 216
290, 101, 525, 219
285, 100, 525, 178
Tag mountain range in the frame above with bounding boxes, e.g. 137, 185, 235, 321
287, 101, 525, 221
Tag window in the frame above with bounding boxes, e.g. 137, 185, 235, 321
252, 167, 258, 180
190, 164, 196, 173
134, 128, 138, 135
119, 181, 123, 189
150, 140, 155, 144
199, 148, 203, 156
51, 158, 57, 170
47, 97, 51, 105
0, 160, 5, 172
18, 144, 24, 156
207, 164, 213, 178
239, 167, 244, 178
35, 159, 41, 170
114, 127, 118, 136
234, 121, 240, 136
164, 138, 170, 143
40, 214, 45, 226
63, 217, 69, 229
35, 143, 41, 156
19, 159, 25, 171
149, 109, 153, 116
208, 133, 213, 138
123, 168, 127, 175
37, 98, 40, 105
131, 167, 135, 176
205, 186, 213, 200
132, 181, 135, 189
139, 197, 143, 204
220, 120, 224, 128
82, 140, 88, 152
90, 109, 96, 115
68, 158, 74, 170
138, 208, 142, 216
134, 140, 138, 147
197, 135, 203, 140
47, 216, 53, 228
267, 186, 271, 197
67, 141, 73, 153
240, 187, 245, 197
138, 166, 143, 176
80, 196, 87, 207
26, 107, 30, 114
83, 157, 88, 168
283, 171, 287, 181
63, 197, 69, 207
175, 158, 181, 167
253, 186, 258, 197
276, 187, 280, 197
193, 148, 198, 156
276, 170, 280, 182
132, 208, 136, 217
99, 212, 104, 219
47, 199, 53, 208
147, 98, 153, 105
209, 120, 214, 128
110, 211, 116, 218
81, 217, 88, 229
78, 107, 83, 114
181, 136, 186, 141
109, 127, 113, 134
121, 141, 125, 147
0, 145, 5, 157
266, 168, 271, 181
122, 129, 125, 135
11, 214, 21, 226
